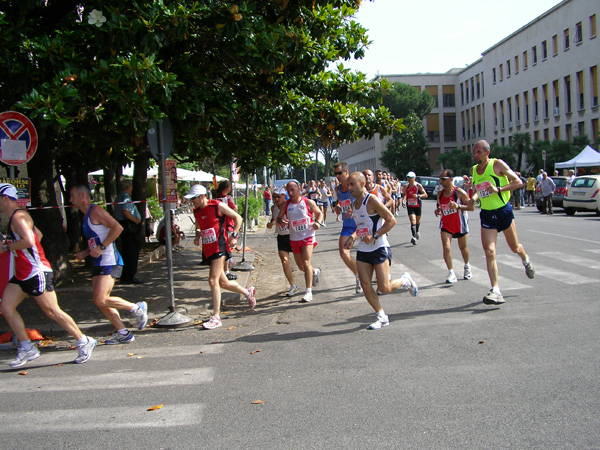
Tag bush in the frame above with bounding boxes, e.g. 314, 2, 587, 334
147, 198, 163, 220
236, 195, 262, 221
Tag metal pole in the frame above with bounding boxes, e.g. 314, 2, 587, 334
233, 174, 254, 271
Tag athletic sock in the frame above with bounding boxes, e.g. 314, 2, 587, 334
416, 224, 420, 232
77, 336, 89, 346
410, 225, 416, 237
117, 328, 129, 335
20, 339, 34, 351
130, 304, 140, 313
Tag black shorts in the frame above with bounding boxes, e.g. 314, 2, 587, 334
204, 251, 231, 264
480, 203, 514, 232
356, 247, 392, 266
10, 271, 54, 297
277, 234, 293, 253
441, 229, 467, 239
406, 206, 422, 216
92, 265, 123, 279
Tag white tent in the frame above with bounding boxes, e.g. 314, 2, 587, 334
88, 164, 158, 177
555, 145, 600, 169
176, 169, 226, 182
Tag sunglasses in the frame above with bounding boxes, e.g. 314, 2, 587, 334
334, 171, 344, 176
440, 177, 450, 181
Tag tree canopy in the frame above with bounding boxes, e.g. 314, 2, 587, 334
381, 82, 435, 120
381, 113, 431, 178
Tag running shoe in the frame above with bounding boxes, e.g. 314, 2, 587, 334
286, 285, 299, 297
411, 237, 417, 245
301, 291, 313, 303
104, 331, 135, 345
75, 337, 97, 364
524, 261, 535, 279
483, 290, 505, 305
446, 271, 458, 284
355, 275, 363, 294
226, 271, 238, 280
133, 301, 148, 330
320, 222, 326, 228
464, 263, 472, 280
202, 316, 222, 330
402, 272, 418, 297
416, 232, 421, 240
367, 314, 389, 330
246, 286, 256, 309
9, 346, 41, 368
312, 268, 321, 287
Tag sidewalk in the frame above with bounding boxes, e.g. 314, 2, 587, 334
0, 212, 263, 342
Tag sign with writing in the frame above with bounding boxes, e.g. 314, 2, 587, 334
159, 159, 179, 204
0, 112, 38, 166
0, 177, 31, 207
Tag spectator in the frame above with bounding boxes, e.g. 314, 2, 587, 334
540, 172, 556, 215
263, 186, 272, 215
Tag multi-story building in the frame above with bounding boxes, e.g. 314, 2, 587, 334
339, 0, 600, 175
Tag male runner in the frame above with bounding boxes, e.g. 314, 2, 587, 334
469, 140, 535, 305
363, 169, 393, 211
401, 171, 427, 245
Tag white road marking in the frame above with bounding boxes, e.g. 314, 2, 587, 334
428, 259, 531, 291
496, 255, 599, 285
536, 251, 600, 270
529, 230, 600, 245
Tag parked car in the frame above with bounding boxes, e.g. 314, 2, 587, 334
534, 176, 568, 211
563, 175, 600, 216
415, 176, 439, 199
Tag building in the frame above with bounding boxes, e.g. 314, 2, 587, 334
339, 0, 600, 175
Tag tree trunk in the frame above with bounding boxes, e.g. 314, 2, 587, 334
133, 149, 150, 249
103, 160, 118, 216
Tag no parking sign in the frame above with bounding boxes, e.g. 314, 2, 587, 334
0, 111, 38, 166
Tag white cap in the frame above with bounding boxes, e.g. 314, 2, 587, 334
184, 184, 207, 199
0, 183, 18, 200
406, 171, 416, 178
273, 187, 286, 195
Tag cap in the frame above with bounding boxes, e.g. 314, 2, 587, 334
184, 184, 207, 199
0, 183, 18, 201
406, 171, 416, 178
273, 187, 286, 195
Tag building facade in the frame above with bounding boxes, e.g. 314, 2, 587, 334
339, 0, 600, 175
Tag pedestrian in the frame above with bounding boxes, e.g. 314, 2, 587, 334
401, 171, 428, 245
525, 173, 536, 206
540, 172, 556, 214
343, 173, 418, 330
113, 179, 143, 284
213, 180, 238, 280
434, 170, 474, 284
567, 169, 576, 187
263, 186, 272, 216
277, 180, 322, 303
333, 161, 362, 293
186, 184, 256, 330
0, 183, 96, 367
70, 185, 148, 344
267, 186, 298, 296
469, 140, 535, 305
145, 203, 154, 243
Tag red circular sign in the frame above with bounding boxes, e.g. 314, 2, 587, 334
0, 111, 38, 166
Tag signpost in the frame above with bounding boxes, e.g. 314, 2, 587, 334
147, 119, 190, 327
0, 111, 38, 178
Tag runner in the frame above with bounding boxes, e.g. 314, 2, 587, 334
401, 171, 428, 245
434, 170, 474, 284
317, 179, 331, 226
363, 169, 393, 210
186, 184, 256, 329
333, 161, 361, 293
70, 185, 148, 345
343, 173, 418, 330
0, 183, 96, 367
213, 179, 238, 280
277, 181, 322, 303
469, 140, 536, 305
267, 186, 298, 296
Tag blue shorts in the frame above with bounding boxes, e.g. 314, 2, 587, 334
357, 247, 392, 266
92, 265, 123, 278
340, 225, 357, 237
480, 203, 514, 232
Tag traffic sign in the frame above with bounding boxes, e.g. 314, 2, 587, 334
0, 111, 38, 166
147, 119, 173, 161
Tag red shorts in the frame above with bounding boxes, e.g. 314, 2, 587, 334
290, 237, 318, 254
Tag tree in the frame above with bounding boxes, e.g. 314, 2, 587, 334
437, 150, 473, 177
382, 82, 435, 120
512, 132, 532, 172
381, 113, 431, 178
489, 144, 517, 169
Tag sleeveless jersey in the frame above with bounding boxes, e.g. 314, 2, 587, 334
367, 184, 386, 203
216, 196, 236, 231
336, 184, 356, 229
472, 158, 510, 210
352, 194, 389, 253
307, 190, 320, 203
405, 184, 422, 208
285, 197, 315, 241
194, 199, 229, 258
7, 211, 53, 280
272, 204, 289, 236
83, 205, 123, 267
438, 187, 469, 235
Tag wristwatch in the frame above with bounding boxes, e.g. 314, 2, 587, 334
231, 232, 239, 238
99, 243, 106, 250
373, 232, 379, 240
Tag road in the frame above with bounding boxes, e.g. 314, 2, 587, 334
1, 201, 599, 449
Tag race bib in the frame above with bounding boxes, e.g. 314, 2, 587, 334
201, 228, 217, 244
356, 227, 369, 238
441, 204, 457, 216
476, 181, 493, 198
276, 223, 289, 233
339, 199, 352, 213
87, 238, 97, 250
407, 197, 418, 206
291, 218, 309, 232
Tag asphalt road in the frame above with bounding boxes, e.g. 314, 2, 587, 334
1, 201, 599, 449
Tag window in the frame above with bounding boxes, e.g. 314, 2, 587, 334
542, 40, 548, 59
492, 68, 497, 84
470, 78, 474, 100
591, 65, 598, 107
515, 55, 519, 73
554, 126, 560, 140
533, 87, 539, 120
553, 79, 560, 112
465, 80, 469, 103
507, 60, 511, 77
500, 64, 504, 81
443, 93, 455, 108
443, 114, 456, 141
591, 14, 597, 38
552, 35, 558, 56
515, 95, 521, 123
523, 50, 529, 69
500, 100, 505, 129
532, 46, 537, 65
576, 71, 584, 110
460, 83, 464, 106
507, 97, 513, 124
564, 76, 572, 113
542, 84, 549, 118
575, 22, 583, 44
476, 74, 481, 98
564, 28, 570, 50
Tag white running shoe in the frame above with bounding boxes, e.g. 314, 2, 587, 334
286, 285, 299, 297
368, 314, 389, 330
483, 290, 505, 305
246, 286, 256, 309
355, 275, 363, 294
132, 301, 148, 330
9, 346, 41, 368
202, 316, 222, 329
446, 271, 458, 284
411, 237, 417, 245
301, 291, 313, 303
524, 261, 535, 279
312, 268, 321, 287
402, 272, 418, 297
75, 337, 96, 364
464, 264, 472, 280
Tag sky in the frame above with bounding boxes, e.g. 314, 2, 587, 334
341, 0, 563, 78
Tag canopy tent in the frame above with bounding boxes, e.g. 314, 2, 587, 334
88, 164, 158, 177
88, 165, 225, 182
555, 145, 600, 169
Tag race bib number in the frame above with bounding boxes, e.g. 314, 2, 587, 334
476, 181, 493, 198
201, 228, 217, 244
356, 227, 369, 238
339, 199, 352, 213
276, 223, 289, 233
441, 204, 457, 216
87, 238, 97, 250
291, 218, 309, 232
407, 197, 418, 206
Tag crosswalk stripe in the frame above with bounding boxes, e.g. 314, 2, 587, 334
0, 404, 205, 431
393, 263, 446, 297
585, 249, 600, 255
496, 255, 599, 285
0, 367, 214, 393
428, 259, 531, 291
536, 251, 600, 270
